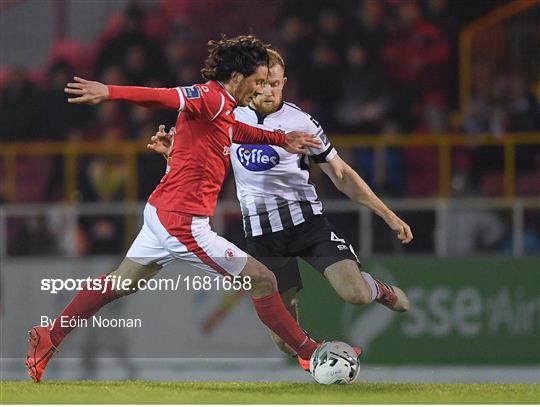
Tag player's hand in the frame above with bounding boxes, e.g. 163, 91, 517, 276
283, 131, 321, 155
147, 124, 174, 157
65, 77, 109, 105
385, 214, 413, 244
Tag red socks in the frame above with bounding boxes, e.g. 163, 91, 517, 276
49, 277, 319, 361
50, 275, 121, 347
252, 292, 318, 360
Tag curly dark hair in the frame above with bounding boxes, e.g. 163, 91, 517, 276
201, 34, 270, 81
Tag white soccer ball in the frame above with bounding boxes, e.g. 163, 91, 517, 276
309, 341, 360, 385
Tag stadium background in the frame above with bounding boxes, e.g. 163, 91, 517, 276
0, 0, 539, 383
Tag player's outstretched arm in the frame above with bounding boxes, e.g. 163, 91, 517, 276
65, 77, 180, 109
147, 125, 175, 160
320, 155, 413, 244
232, 121, 320, 154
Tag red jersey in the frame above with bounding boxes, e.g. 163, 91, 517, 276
108, 80, 287, 216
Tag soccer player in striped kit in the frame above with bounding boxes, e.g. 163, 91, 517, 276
150, 49, 412, 369
26, 36, 327, 382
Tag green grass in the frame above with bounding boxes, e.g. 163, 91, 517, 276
1, 381, 539, 404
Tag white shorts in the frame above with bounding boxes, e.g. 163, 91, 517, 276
126, 203, 248, 277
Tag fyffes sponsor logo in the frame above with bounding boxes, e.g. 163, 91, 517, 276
236, 144, 279, 171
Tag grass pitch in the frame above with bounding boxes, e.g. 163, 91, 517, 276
1, 381, 539, 404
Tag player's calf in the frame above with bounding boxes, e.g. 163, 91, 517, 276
324, 260, 373, 306
242, 257, 318, 360
268, 287, 299, 357
337, 282, 372, 306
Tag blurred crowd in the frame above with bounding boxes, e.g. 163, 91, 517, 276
0, 0, 539, 256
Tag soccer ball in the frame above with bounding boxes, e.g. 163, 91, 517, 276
309, 341, 360, 385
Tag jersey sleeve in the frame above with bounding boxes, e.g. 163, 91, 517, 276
177, 85, 225, 120
232, 121, 287, 146
108, 85, 181, 109
303, 114, 337, 163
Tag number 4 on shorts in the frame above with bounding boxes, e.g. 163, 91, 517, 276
330, 232, 346, 244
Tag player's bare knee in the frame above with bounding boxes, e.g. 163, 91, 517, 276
110, 258, 161, 297
242, 257, 278, 295
250, 269, 277, 295
108, 273, 137, 297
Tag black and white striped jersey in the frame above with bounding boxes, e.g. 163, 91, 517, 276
231, 102, 337, 237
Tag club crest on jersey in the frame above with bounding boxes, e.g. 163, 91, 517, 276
236, 145, 280, 171
181, 86, 200, 99
224, 248, 236, 260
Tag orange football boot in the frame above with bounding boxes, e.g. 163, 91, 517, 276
26, 326, 58, 383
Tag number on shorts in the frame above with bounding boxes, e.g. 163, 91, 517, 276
330, 232, 346, 244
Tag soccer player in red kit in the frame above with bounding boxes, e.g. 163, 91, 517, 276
26, 35, 324, 382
